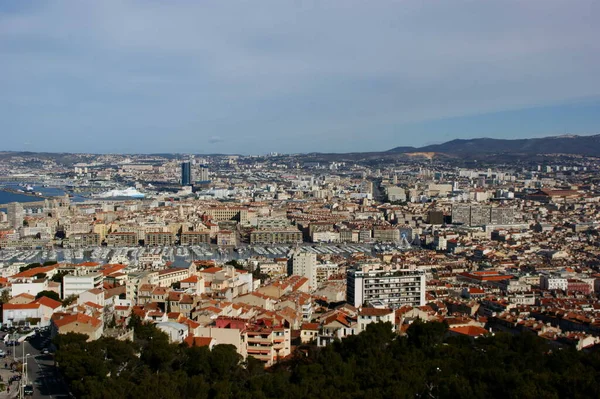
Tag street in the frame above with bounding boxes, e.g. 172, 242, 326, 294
1, 330, 70, 399
23, 333, 70, 399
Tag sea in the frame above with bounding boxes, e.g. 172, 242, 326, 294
0, 183, 88, 211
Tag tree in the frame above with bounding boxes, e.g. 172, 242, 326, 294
62, 294, 78, 307
34, 273, 47, 279
0, 290, 10, 304
225, 260, 245, 270
36, 290, 60, 302
19, 263, 41, 272
43, 260, 58, 266
51, 270, 70, 283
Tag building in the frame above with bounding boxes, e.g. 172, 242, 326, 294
428, 211, 444, 225
156, 322, 189, 343
2, 303, 43, 327
180, 230, 210, 245
246, 325, 291, 367
347, 265, 425, 308
69, 233, 100, 248
198, 166, 209, 182
145, 232, 174, 246
106, 232, 138, 247
206, 207, 248, 223
451, 205, 515, 226
63, 272, 103, 298
7, 202, 24, 228
250, 229, 302, 245
51, 312, 103, 341
357, 307, 394, 333
217, 230, 237, 246
292, 253, 317, 289
181, 161, 192, 186
372, 226, 400, 243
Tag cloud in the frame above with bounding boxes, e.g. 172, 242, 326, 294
0, 0, 599, 154
208, 136, 224, 145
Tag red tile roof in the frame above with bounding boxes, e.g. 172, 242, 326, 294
184, 335, 214, 348
52, 312, 102, 328
3, 303, 41, 310
36, 296, 62, 309
450, 325, 489, 337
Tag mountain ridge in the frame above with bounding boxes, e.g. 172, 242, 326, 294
387, 134, 600, 156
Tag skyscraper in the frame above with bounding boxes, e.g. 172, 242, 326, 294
181, 161, 192, 186
199, 166, 209, 182
7, 202, 24, 228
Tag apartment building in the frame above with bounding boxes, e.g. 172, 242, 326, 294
63, 271, 103, 297
180, 230, 210, 245
372, 226, 400, 243
106, 232, 138, 246
217, 230, 237, 246
157, 265, 193, 288
246, 326, 291, 367
347, 265, 425, 308
145, 232, 174, 246
250, 229, 302, 244
68, 232, 100, 247
206, 207, 248, 223
451, 205, 515, 226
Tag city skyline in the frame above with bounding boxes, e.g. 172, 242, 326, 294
1, 1, 599, 154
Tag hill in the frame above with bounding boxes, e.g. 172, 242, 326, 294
388, 134, 600, 156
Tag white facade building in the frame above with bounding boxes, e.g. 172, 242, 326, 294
540, 276, 568, 291
63, 272, 103, 298
347, 265, 426, 308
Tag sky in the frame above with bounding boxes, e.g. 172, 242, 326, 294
1, 0, 600, 155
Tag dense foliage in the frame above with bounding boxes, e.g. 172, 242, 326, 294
35, 290, 60, 301
55, 319, 600, 399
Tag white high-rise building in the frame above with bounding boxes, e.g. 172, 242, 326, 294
292, 252, 318, 289
347, 265, 425, 308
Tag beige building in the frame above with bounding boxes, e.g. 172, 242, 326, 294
250, 229, 302, 244
206, 207, 248, 223
68, 232, 100, 247
51, 312, 104, 341
145, 232, 174, 246
180, 230, 210, 245
106, 232, 138, 246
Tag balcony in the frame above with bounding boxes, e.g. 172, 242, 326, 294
247, 337, 272, 344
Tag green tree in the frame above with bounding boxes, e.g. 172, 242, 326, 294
43, 260, 58, 266
19, 262, 41, 272
35, 290, 60, 302
0, 290, 10, 304
62, 294, 78, 307
51, 270, 70, 283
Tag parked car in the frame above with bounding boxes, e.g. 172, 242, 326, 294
24, 384, 34, 396
42, 348, 49, 355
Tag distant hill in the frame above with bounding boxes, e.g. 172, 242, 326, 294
388, 134, 600, 156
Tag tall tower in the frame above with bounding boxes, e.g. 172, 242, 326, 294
7, 202, 24, 228
292, 252, 318, 289
199, 166, 209, 182
181, 161, 192, 186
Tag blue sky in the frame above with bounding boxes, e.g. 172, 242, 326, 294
1, 0, 599, 154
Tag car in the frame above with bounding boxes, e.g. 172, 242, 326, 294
42, 348, 49, 355
23, 384, 34, 396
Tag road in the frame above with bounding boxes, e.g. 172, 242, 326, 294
21, 332, 71, 399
